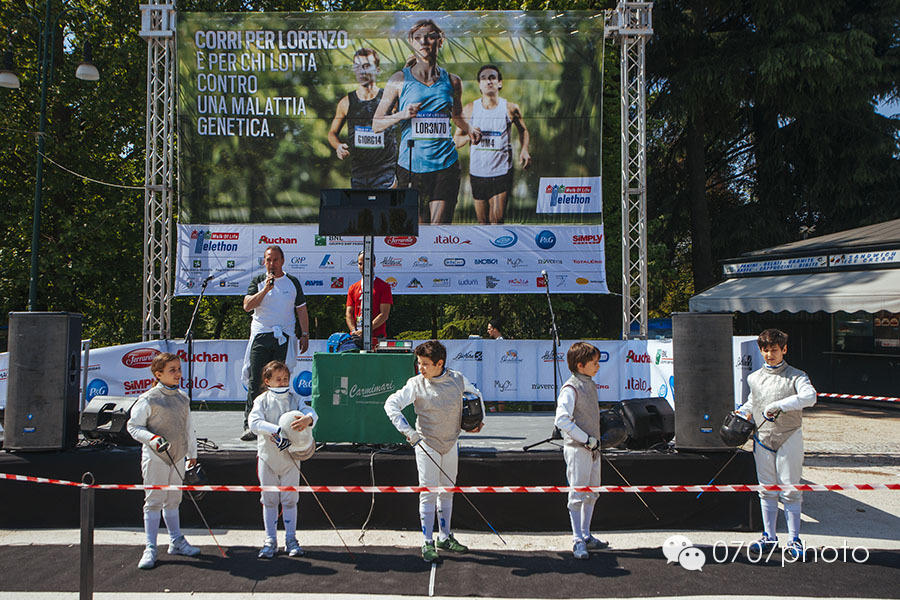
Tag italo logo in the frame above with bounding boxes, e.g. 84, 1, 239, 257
573, 234, 603, 245
121, 348, 161, 369
444, 258, 466, 267
385, 277, 398, 289
330, 277, 344, 288
408, 278, 423, 288
258, 235, 297, 245
176, 350, 228, 363
385, 235, 417, 247
305, 279, 324, 286
548, 184, 592, 207
434, 234, 471, 245
490, 229, 518, 248
535, 230, 556, 249
474, 258, 498, 265
626, 350, 652, 363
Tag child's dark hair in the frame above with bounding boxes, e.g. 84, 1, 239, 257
415, 340, 447, 365
261, 360, 290, 390
567, 342, 599, 373
150, 352, 180, 378
757, 329, 788, 349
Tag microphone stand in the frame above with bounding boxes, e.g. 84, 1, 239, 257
523, 271, 563, 451
183, 274, 213, 410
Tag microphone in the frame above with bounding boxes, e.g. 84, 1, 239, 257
541, 270, 548, 286
203, 274, 215, 284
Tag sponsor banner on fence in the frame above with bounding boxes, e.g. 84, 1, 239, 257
1, 338, 757, 409
176, 224, 607, 296
536, 177, 602, 214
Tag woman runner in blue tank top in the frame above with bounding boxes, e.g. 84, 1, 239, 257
373, 19, 481, 224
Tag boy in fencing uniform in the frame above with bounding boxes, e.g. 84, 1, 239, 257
126, 352, 200, 569
384, 340, 484, 562
248, 360, 319, 558
736, 329, 816, 559
555, 342, 609, 560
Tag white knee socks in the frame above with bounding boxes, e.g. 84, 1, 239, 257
162, 508, 182, 540
760, 497, 779, 538
144, 511, 161, 547
263, 506, 278, 541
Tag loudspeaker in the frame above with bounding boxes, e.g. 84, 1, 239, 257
4, 312, 82, 451
614, 397, 675, 449
80, 396, 139, 445
673, 312, 735, 451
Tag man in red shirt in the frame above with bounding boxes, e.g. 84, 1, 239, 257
345, 251, 393, 340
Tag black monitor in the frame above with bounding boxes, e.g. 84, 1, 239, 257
318, 189, 419, 237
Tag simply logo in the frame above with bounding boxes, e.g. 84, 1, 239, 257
573, 233, 603, 245
535, 230, 556, 249
490, 229, 518, 248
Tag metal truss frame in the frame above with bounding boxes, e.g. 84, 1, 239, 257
606, 2, 653, 340
139, 2, 176, 340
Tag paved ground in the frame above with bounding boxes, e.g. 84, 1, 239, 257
0, 401, 897, 599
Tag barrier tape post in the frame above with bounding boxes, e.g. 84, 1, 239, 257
80, 472, 95, 600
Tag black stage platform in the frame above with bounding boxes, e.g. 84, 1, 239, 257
0, 446, 759, 531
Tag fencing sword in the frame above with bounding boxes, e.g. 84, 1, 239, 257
413, 439, 507, 545
162, 447, 227, 558
601, 454, 660, 521
285, 451, 356, 559
696, 449, 741, 499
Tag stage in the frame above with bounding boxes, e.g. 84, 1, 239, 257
0, 412, 759, 532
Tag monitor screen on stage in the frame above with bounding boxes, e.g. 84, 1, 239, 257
318, 189, 419, 237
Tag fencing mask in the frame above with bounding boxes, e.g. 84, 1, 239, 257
278, 410, 316, 461
599, 409, 628, 449
719, 412, 755, 447
183, 462, 210, 501
461, 392, 484, 432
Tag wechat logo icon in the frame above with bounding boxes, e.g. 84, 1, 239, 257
663, 535, 706, 571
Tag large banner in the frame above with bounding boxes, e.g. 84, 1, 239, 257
0, 338, 759, 410
177, 11, 605, 226
175, 223, 607, 295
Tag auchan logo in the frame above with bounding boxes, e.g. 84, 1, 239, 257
626, 350, 652, 363
385, 236, 417, 248
175, 350, 228, 363
258, 235, 297, 245
122, 348, 161, 369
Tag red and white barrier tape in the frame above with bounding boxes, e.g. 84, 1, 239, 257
1, 473, 897, 494
818, 392, 900, 403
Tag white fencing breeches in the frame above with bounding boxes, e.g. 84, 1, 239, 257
564, 444, 601, 510
415, 441, 458, 538
754, 429, 804, 504
141, 451, 183, 512
257, 457, 300, 509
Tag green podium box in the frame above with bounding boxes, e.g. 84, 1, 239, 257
311, 352, 417, 444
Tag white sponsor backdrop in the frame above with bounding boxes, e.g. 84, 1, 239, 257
0, 337, 759, 410
175, 224, 608, 296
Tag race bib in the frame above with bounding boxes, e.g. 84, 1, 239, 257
411, 111, 451, 140
354, 126, 384, 149
476, 131, 503, 150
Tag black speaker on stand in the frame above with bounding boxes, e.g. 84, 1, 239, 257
80, 396, 139, 445
4, 312, 82, 451
673, 312, 735, 452
613, 397, 675, 449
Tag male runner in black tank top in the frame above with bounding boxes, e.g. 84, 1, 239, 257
327, 48, 398, 188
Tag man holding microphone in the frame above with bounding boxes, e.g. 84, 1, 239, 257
240, 245, 309, 441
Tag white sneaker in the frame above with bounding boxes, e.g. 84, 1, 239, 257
258, 538, 277, 559
168, 535, 201, 557
138, 544, 157, 569
573, 539, 589, 560
285, 537, 305, 557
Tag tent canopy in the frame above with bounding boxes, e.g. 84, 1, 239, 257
689, 269, 900, 314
